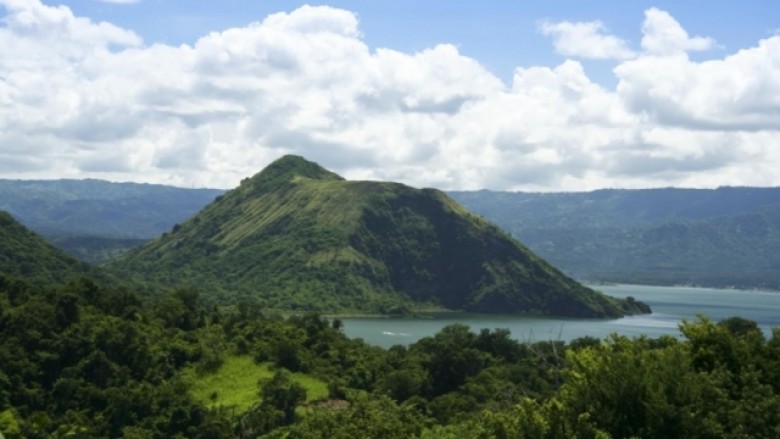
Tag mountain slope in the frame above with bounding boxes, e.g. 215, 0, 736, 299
0, 178, 224, 239
450, 188, 780, 289
0, 210, 97, 286
517, 206, 780, 289
0, 179, 223, 263
109, 156, 646, 317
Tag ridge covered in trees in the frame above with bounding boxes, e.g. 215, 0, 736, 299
450, 188, 780, 289
107, 155, 647, 317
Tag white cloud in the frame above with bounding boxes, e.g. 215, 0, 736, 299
539, 20, 635, 60
0, 0, 141, 47
641, 7, 717, 55
0, 2, 779, 191
617, 33, 780, 131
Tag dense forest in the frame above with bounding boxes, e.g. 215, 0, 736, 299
2, 273, 779, 438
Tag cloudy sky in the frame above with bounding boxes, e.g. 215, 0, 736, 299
1, 0, 779, 191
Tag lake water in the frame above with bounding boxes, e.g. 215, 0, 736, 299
340, 284, 780, 348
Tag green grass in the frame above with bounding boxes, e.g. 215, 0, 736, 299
183, 355, 328, 412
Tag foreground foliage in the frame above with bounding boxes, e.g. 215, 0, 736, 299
1, 272, 779, 438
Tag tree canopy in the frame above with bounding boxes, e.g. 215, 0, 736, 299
1, 272, 778, 438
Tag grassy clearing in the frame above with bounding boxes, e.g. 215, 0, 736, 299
183, 356, 328, 413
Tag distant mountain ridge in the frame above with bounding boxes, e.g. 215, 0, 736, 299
449, 188, 780, 289
2, 176, 778, 290
0, 178, 224, 263
449, 187, 780, 229
106, 156, 645, 317
0, 178, 224, 239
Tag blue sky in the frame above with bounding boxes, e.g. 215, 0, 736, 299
55, 0, 779, 84
1, 0, 779, 191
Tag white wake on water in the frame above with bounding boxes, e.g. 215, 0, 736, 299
382, 331, 411, 337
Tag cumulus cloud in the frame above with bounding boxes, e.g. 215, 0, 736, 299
641, 8, 717, 55
539, 20, 635, 60
0, 2, 779, 191
0, 0, 141, 47
617, 26, 780, 131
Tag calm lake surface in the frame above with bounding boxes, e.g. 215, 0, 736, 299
340, 284, 780, 348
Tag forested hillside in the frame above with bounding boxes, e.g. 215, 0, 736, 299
108, 156, 645, 317
451, 188, 780, 289
0, 179, 223, 263
0, 211, 98, 287
0, 179, 223, 239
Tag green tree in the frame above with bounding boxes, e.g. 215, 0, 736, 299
414, 324, 490, 397
260, 370, 307, 425
264, 394, 426, 439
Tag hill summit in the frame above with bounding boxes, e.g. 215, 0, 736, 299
109, 155, 649, 317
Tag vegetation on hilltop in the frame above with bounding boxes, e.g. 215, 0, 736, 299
108, 155, 646, 317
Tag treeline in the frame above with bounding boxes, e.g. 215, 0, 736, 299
2, 275, 780, 438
